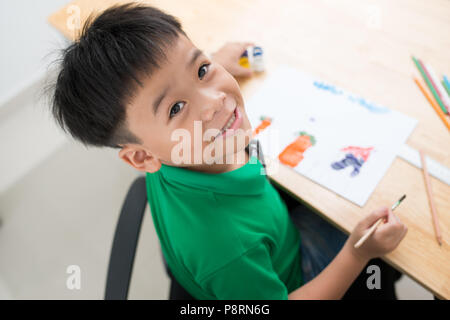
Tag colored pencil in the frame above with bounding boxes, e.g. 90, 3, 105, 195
425, 63, 450, 114
419, 150, 442, 246
419, 59, 448, 114
414, 77, 450, 130
354, 195, 406, 249
412, 56, 448, 114
443, 76, 450, 96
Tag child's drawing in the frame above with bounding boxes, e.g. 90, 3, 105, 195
313, 81, 343, 95
313, 80, 389, 114
278, 132, 316, 168
331, 146, 374, 177
347, 95, 390, 114
252, 116, 272, 137
245, 66, 417, 206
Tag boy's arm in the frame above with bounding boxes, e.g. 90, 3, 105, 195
288, 240, 368, 299
288, 207, 408, 300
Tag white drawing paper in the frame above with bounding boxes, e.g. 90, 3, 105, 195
246, 66, 417, 206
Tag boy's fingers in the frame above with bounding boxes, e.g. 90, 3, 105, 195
392, 211, 401, 224
234, 41, 254, 47
387, 208, 404, 226
377, 210, 405, 236
361, 207, 389, 228
387, 222, 407, 246
235, 66, 253, 77
237, 42, 255, 54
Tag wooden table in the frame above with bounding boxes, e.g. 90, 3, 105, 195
48, 0, 450, 299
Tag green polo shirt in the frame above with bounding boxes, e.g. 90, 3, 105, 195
145, 155, 303, 299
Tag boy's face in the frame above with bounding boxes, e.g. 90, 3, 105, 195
119, 34, 252, 173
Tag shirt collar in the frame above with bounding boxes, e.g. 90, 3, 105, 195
156, 155, 268, 196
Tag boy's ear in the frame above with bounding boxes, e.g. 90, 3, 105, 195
118, 146, 162, 173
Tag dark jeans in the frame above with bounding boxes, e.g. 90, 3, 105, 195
278, 185, 402, 299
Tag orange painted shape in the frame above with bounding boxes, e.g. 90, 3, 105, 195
292, 135, 312, 152
279, 148, 304, 167
278, 135, 313, 167
253, 118, 272, 136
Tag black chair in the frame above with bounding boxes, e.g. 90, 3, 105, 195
104, 175, 194, 300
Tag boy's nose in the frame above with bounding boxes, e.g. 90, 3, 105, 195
199, 91, 226, 122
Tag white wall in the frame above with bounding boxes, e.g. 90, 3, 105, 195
0, 0, 70, 106
0, 1, 163, 299
0, 1, 73, 193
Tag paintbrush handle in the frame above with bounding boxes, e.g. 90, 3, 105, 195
354, 218, 384, 249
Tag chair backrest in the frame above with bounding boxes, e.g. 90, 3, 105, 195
104, 172, 195, 300
104, 175, 147, 300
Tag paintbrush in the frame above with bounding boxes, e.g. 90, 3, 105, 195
354, 195, 406, 249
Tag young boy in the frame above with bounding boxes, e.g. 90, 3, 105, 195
51, 3, 407, 299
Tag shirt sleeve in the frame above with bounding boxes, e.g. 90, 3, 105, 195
199, 242, 289, 300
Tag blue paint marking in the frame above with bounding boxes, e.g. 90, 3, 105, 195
313, 80, 390, 114
331, 153, 364, 177
313, 81, 343, 95
347, 95, 389, 114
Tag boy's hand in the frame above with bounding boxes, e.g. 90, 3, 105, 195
211, 42, 255, 78
346, 207, 408, 262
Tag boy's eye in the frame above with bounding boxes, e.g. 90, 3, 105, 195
198, 63, 210, 79
169, 101, 185, 118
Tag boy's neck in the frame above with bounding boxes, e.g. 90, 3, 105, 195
185, 148, 250, 174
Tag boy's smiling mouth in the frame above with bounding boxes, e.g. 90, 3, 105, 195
214, 106, 243, 139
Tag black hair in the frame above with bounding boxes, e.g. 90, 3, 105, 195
50, 3, 185, 148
